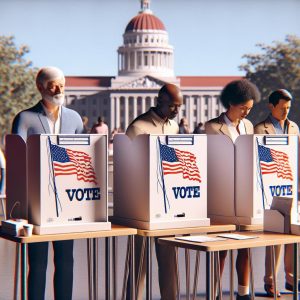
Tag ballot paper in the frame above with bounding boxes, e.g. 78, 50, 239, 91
175, 235, 227, 243
217, 233, 258, 240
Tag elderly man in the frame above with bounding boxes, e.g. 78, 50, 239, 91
255, 89, 299, 297
12, 66, 83, 300
126, 83, 183, 300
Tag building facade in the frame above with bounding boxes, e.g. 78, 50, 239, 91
65, 0, 241, 133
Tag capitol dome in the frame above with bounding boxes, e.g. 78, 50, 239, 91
117, 0, 174, 78
125, 12, 166, 32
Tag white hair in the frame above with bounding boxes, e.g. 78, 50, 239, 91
36, 66, 65, 87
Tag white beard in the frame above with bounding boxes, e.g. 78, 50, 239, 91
43, 93, 65, 106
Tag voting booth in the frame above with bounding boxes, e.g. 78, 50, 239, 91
113, 134, 209, 229
208, 134, 298, 225
6, 134, 111, 234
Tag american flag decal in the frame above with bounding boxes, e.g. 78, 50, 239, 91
258, 144, 293, 181
49, 142, 98, 184
159, 143, 201, 183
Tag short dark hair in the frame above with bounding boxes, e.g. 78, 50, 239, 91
269, 89, 293, 106
98, 116, 103, 123
220, 79, 260, 109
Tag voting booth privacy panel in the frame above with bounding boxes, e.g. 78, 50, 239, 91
113, 134, 209, 230
207, 134, 298, 225
6, 134, 111, 234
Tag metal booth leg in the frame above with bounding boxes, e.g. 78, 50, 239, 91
175, 247, 180, 300
248, 249, 255, 300
93, 238, 98, 300
121, 237, 131, 300
192, 251, 200, 300
146, 237, 152, 300
293, 243, 298, 300
105, 237, 111, 300
185, 249, 190, 300
206, 252, 215, 300
112, 237, 117, 300
21, 243, 27, 300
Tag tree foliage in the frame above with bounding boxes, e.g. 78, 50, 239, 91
239, 35, 300, 125
0, 35, 39, 144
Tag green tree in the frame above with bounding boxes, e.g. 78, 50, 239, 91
0, 35, 39, 144
239, 35, 300, 125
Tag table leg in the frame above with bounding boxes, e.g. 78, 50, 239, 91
230, 250, 234, 300
87, 239, 93, 300
206, 252, 214, 300
192, 251, 200, 300
293, 243, 298, 300
21, 243, 27, 300
112, 237, 117, 300
129, 235, 136, 300
248, 249, 255, 300
270, 246, 277, 300
146, 237, 152, 300
175, 247, 180, 300
105, 237, 111, 300
136, 237, 146, 296
216, 251, 222, 300
121, 238, 131, 300
14, 244, 20, 300
185, 249, 190, 300
93, 238, 98, 300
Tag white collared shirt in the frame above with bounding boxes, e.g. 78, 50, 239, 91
224, 114, 246, 142
41, 102, 62, 134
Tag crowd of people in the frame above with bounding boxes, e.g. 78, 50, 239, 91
0, 65, 299, 300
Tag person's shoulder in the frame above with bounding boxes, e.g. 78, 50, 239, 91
243, 118, 253, 126
205, 115, 222, 131
253, 117, 269, 134
129, 110, 153, 127
288, 119, 299, 133
62, 106, 82, 122
253, 119, 265, 129
206, 116, 220, 125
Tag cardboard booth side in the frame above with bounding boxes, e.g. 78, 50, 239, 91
113, 134, 150, 223
27, 135, 41, 225
235, 135, 262, 224
6, 134, 27, 220
207, 135, 235, 222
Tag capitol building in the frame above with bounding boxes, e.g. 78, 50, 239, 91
64, 0, 241, 132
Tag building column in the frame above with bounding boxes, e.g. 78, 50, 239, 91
141, 96, 146, 113
127, 51, 131, 71
115, 96, 120, 129
189, 96, 194, 131
196, 96, 201, 123
133, 96, 138, 119
124, 96, 129, 130
150, 97, 155, 107
200, 95, 206, 123
110, 96, 115, 131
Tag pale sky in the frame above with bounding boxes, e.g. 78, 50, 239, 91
1, 0, 300, 76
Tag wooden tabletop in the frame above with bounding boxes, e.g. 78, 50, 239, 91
237, 224, 263, 232
137, 224, 236, 237
158, 231, 300, 252
0, 224, 137, 244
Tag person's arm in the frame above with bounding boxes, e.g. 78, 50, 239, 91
11, 113, 28, 141
204, 121, 218, 134
125, 125, 145, 140
73, 111, 84, 134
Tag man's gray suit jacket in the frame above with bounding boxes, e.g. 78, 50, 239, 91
12, 101, 83, 139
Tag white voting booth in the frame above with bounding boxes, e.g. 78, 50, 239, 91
207, 134, 298, 226
6, 134, 111, 234
113, 134, 209, 230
